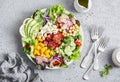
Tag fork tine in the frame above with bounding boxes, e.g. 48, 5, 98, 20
90, 26, 95, 37
94, 27, 97, 36
98, 37, 104, 47
98, 27, 104, 38
101, 38, 106, 48
99, 37, 109, 49
91, 26, 103, 39
90, 26, 98, 38
103, 37, 109, 48
96, 27, 99, 36
98, 37, 105, 48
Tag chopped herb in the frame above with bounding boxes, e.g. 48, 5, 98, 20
63, 36, 71, 45
68, 13, 74, 18
23, 46, 30, 55
99, 64, 112, 77
29, 39, 35, 45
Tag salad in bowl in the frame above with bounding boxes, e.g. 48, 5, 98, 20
19, 4, 83, 69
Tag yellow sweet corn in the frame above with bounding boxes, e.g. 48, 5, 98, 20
39, 43, 44, 47
50, 51, 54, 55
33, 38, 54, 59
38, 37, 43, 42
46, 54, 50, 59
34, 50, 40, 56
45, 51, 49, 56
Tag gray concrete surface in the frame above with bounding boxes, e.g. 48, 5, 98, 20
0, 0, 120, 82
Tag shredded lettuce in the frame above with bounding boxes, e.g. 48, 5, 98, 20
48, 4, 65, 17
63, 36, 71, 45
47, 4, 65, 24
58, 36, 80, 62
74, 32, 82, 40
70, 46, 80, 61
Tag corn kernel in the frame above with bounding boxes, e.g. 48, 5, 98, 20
41, 53, 44, 57
46, 50, 50, 54
41, 48, 46, 55
46, 54, 50, 58
34, 50, 40, 56
39, 43, 44, 47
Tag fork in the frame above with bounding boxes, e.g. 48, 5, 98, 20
83, 37, 109, 80
93, 27, 104, 70
81, 27, 103, 68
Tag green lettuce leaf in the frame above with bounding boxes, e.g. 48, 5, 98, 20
47, 4, 65, 24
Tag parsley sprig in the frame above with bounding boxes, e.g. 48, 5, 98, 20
99, 64, 112, 77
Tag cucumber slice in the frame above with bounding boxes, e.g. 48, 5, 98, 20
70, 41, 76, 51
70, 46, 76, 51
64, 46, 72, 56
70, 37, 74, 42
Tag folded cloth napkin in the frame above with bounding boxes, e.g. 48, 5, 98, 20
0, 52, 43, 82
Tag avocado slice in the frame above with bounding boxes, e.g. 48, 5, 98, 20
24, 18, 33, 37
27, 19, 38, 37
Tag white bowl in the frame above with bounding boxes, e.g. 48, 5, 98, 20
19, 8, 84, 69
112, 48, 120, 67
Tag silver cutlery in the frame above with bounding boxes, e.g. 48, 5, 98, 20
93, 27, 104, 70
83, 37, 109, 80
81, 27, 104, 68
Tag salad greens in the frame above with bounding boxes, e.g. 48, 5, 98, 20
74, 32, 82, 40
58, 36, 80, 62
99, 64, 112, 77
33, 9, 44, 26
68, 13, 74, 19
47, 4, 65, 24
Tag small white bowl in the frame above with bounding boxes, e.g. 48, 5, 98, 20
74, 0, 92, 13
112, 48, 120, 67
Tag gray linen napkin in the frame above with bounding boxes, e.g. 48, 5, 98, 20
0, 52, 43, 82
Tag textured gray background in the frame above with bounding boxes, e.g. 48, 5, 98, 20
0, 0, 120, 82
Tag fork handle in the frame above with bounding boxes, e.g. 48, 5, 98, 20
81, 43, 94, 68
83, 52, 101, 80
93, 41, 99, 70
93, 59, 99, 70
